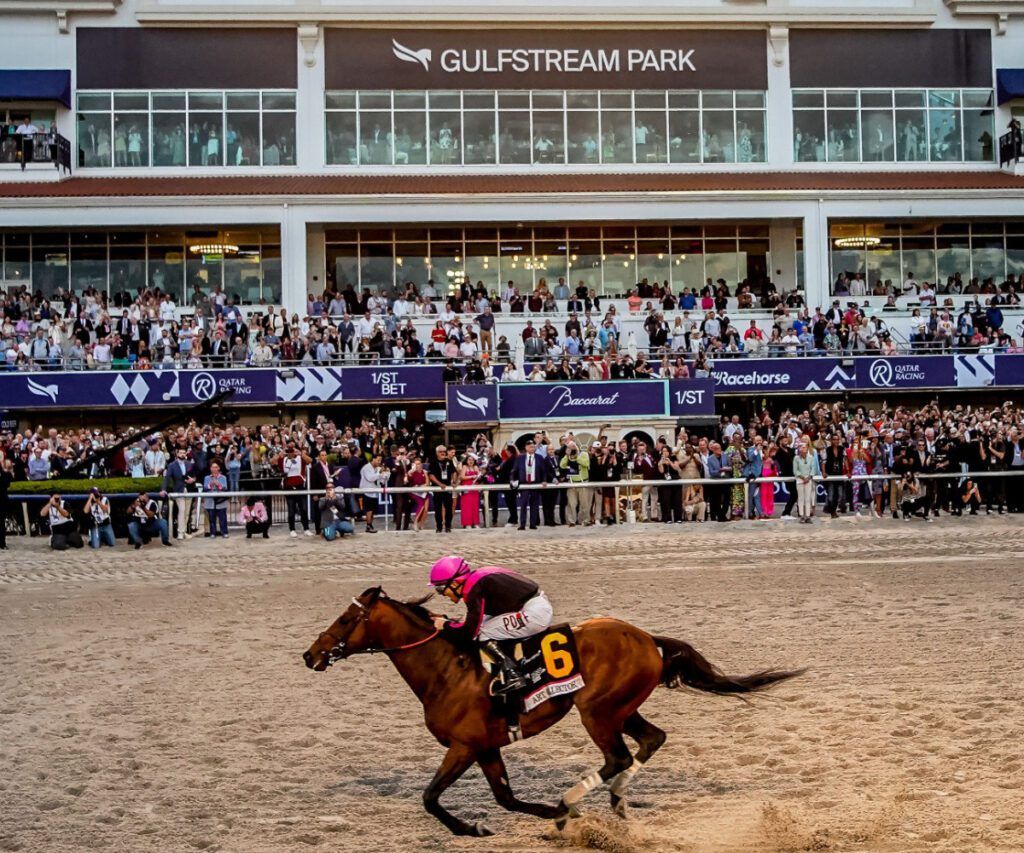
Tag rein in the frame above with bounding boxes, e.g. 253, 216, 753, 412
324, 596, 441, 664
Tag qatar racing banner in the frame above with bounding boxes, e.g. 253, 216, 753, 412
446, 384, 500, 423
0, 369, 274, 409
857, 355, 955, 390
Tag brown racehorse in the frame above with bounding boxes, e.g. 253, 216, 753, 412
302, 587, 803, 836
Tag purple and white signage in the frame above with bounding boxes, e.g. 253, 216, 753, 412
499, 380, 666, 420
446, 384, 500, 423
709, 359, 855, 393
666, 379, 716, 416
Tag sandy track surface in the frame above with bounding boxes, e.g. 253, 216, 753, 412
1, 517, 1022, 853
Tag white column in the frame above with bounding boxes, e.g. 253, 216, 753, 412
765, 25, 793, 169
801, 201, 831, 310
295, 25, 325, 172
769, 220, 797, 293
280, 205, 308, 315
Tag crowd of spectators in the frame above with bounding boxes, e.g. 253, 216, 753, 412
3, 271, 1021, 373
2, 399, 1022, 552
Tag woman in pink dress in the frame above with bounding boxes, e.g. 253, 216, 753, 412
760, 444, 778, 519
458, 455, 481, 528
408, 460, 430, 532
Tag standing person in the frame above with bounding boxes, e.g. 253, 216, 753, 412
127, 491, 172, 549
359, 454, 384, 533
559, 440, 592, 526
317, 484, 354, 540
868, 436, 887, 519
760, 444, 778, 519
849, 441, 869, 517
41, 492, 84, 550
161, 448, 196, 540
706, 442, 728, 522
408, 458, 430, 532
595, 443, 624, 525
743, 436, 765, 519
822, 434, 848, 519
514, 439, 548, 530
495, 444, 519, 528
388, 446, 413, 531
428, 444, 456, 533
727, 438, 746, 519
775, 434, 797, 519
458, 454, 482, 529
84, 487, 115, 549
275, 443, 312, 537
203, 461, 229, 538
657, 445, 683, 523
0, 457, 12, 550
309, 449, 335, 535
239, 496, 270, 539
631, 441, 660, 522
793, 441, 819, 523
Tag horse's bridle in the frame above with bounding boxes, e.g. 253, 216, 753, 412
319, 595, 440, 666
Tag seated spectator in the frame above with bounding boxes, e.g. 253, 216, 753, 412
127, 491, 172, 549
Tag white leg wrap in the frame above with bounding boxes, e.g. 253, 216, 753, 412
609, 761, 642, 796
562, 771, 603, 806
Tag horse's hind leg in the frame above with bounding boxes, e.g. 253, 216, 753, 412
477, 748, 565, 820
609, 711, 667, 817
423, 744, 491, 836
555, 721, 632, 829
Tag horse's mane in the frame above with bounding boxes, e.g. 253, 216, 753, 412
398, 592, 436, 625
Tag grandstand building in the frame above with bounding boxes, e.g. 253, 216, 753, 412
1, 1, 1024, 339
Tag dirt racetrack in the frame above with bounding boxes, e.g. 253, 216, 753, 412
2, 517, 1023, 853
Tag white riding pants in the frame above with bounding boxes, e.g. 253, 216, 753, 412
478, 593, 553, 641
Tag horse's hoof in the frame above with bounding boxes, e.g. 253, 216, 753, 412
473, 822, 494, 837
554, 816, 569, 832
612, 798, 628, 819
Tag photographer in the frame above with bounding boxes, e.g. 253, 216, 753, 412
41, 492, 84, 551
84, 487, 115, 549
559, 440, 592, 526
127, 490, 172, 549
318, 484, 354, 541
595, 443, 623, 525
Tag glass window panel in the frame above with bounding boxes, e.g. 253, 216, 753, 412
567, 92, 599, 109
464, 242, 499, 293
867, 242, 901, 289
735, 110, 764, 162
114, 93, 148, 110
896, 110, 927, 161
498, 92, 530, 109
895, 90, 926, 107
735, 91, 765, 109
635, 109, 667, 163
971, 236, 1005, 282
704, 242, 740, 288
792, 90, 824, 109
70, 246, 108, 295
532, 111, 564, 164
566, 240, 602, 295
31, 245, 68, 299
936, 236, 970, 282
152, 114, 187, 166
1006, 236, 1024, 278
428, 91, 460, 109
794, 110, 825, 162
326, 112, 358, 164
635, 91, 665, 109
860, 91, 893, 108
328, 244, 359, 290
429, 110, 461, 164
224, 244, 263, 305
262, 112, 295, 165
533, 240, 568, 285
77, 113, 112, 167
669, 91, 699, 109
226, 92, 259, 110
189, 92, 223, 110
3, 247, 30, 284
532, 92, 563, 109
861, 109, 894, 162
963, 109, 994, 162
826, 91, 858, 108
929, 90, 959, 108
672, 247, 703, 292
261, 246, 282, 305
394, 92, 426, 109
702, 111, 734, 162
567, 110, 599, 163
113, 113, 148, 167
186, 254, 222, 304
702, 91, 732, 109
637, 240, 670, 287
326, 92, 356, 109
703, 225, 735, 239
928, 109, 960, 161
497, 110, 532, 164
668, 109, 700, 163
826, 109, 859, 161
393, 111, 427, 165
831, 249, 865, 287
463, 110, 495, 164
636, 225, 670, 238
463, 92, 494, 109
262, 92, 295, 110
971, 221, 1004, 235
359, 110, 392, 164
900, 239, 936, 288
602, 245, 635, 296
601, 110, 632, 163
600, 92, 631, 109
188, 113, 224, 166
152, 92, 186, 110
77, 93, 111, 111
109, 245, 147, 298
226, 112, 259, 166
358, 92, 390, 110
360, 243, 395, 295
963, 89, 994, 109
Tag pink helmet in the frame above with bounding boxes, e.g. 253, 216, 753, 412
428, 555, 471, 590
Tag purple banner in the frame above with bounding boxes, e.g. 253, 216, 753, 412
499, 380, 668, 420
857, 355, 955, 390
446, 384, 499, 423
666, 379, 717, 416
709, 359, 855, 393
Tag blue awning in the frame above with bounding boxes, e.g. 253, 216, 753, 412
0, 70, 71, 108
997, 69, 1024, 105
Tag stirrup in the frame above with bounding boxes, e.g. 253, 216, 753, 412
490, 673, 527, 696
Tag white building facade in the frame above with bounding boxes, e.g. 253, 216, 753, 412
1, 0, 1023, 335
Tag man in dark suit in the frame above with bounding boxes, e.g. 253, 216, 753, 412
160, 448, 196, 539
513, 439, 550, 530
209, 330, 229, 367
309, 449, 336, 534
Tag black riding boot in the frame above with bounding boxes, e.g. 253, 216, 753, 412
483, 640, 527, 695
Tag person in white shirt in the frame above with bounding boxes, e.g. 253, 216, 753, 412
84, 487, 116, 548
902, 273, 919, 296
358, 455, 384, 533
849, 274, 866, 297
439, 307, 456, 324
919, 284, 937, 306
367, 294, 387, 315
93, 340, 112, 367
781, 331, 801, 354
145, 445, 167, 477
393, 296, 410, 318
421, 281, 437, 299
159, 297, 176, 322
355, 312, 375, 339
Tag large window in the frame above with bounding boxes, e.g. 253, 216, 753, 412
828, 221, 1024, 294
324, 223, 771, 296
0, 228, 282, 304
325, 90, 767, 166
76, 91, 297, 169
793, 89, 995, 164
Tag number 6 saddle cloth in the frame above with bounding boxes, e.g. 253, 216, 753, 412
482, 624, 586, 713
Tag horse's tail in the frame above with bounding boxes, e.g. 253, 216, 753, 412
652, 635, 805, 697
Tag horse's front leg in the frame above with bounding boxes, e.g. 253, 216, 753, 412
477, 748, 566, 820
423, 744, 492, 836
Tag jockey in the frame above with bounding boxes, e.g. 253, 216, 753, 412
429, 555, 553, 695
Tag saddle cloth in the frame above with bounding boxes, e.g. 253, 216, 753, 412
484, 623, 586, 713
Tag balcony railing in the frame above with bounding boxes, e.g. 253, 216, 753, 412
999, 129, 1023, 168
0, 131, 72, 174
